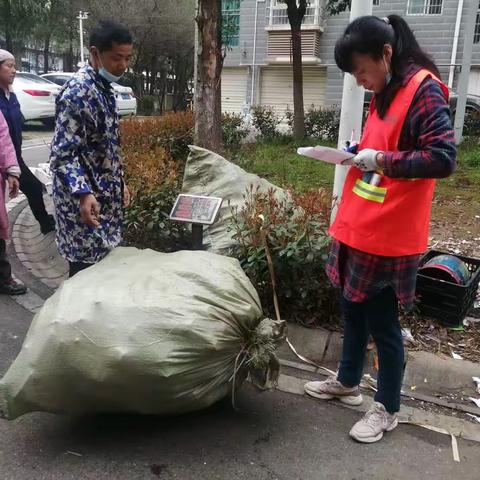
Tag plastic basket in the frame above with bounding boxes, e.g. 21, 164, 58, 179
416, 250, 480, 327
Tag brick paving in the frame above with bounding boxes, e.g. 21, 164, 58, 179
10, 195, 67, 291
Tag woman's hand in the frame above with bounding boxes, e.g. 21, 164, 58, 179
353, 148, 384, 172
7, 175, 20, 198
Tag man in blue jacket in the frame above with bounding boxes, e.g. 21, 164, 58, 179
50, 21, 133, 277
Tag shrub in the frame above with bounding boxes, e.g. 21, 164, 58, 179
121, 112, 195, 252
304, 105, 341, 142
121, 111, 194, 162
229, 186, 339, 327
463, 110, 480, 138
251, 105, 280, 139
122, 147, 180, 196
137, 95, 157, 116
123, 187, 191, 252
222, 112, 250, 152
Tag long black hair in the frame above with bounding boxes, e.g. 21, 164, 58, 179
334, 15, 440, 118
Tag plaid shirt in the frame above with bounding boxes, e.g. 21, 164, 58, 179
326, 65, 456, 310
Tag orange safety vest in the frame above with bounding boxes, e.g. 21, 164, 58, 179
329, 69, 449, 257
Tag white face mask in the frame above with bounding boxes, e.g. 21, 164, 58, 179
96, 52, 123, 83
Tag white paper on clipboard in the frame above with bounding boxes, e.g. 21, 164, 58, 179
297, 146, 355, 165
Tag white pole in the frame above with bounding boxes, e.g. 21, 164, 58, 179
79, 12, 84, 65
454, 0, 477, 144
331, 0, 373, 222
448, 0, 464, 89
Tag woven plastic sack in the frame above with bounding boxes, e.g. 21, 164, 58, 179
0, 247, 284, 419
182, 145, 287, 255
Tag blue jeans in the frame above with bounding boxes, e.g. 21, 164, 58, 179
337, 288, 404, 413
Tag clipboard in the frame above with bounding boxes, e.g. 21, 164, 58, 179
297, 146, 355, 165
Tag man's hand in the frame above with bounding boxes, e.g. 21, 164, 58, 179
7, 175, 20, 198
79, 194, 100, 227
123, 182, 131, 208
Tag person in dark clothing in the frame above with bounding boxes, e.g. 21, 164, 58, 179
0, 49, 55, 235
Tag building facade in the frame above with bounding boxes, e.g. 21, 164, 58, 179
221, 0, 480, 115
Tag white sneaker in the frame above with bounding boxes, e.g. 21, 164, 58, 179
349, 401, 398, 443
304, 376, 363, 406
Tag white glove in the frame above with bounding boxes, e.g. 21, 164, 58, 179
353, 148, 382, 172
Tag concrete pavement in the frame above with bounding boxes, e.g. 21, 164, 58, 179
1, 294, 480, 479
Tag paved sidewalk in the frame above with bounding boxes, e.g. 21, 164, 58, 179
10, 195, 67, 291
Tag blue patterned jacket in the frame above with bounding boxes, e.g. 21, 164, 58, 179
50, 65, 123, 263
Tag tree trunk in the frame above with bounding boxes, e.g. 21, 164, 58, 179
194, 0, 223, 152
287, 1, 307, 140
43, 34, 51, 73
291, 26, 306, 139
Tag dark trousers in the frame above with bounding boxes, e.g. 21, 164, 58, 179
18, 158, 50, 226
337, 288, 404, 413
69, 261, 93, 278
0, 239, 11, 282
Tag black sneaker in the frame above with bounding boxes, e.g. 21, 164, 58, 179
0, 278, 28, 295
40, 214, 56, 235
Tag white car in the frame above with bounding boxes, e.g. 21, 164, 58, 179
12, 72, 61, 123
41, 72, 137, 116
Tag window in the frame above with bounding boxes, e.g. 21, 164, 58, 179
407, 0, 443, 15
373, 0, 380, 5
475, 2, 480, 44
222, 0, 241, 47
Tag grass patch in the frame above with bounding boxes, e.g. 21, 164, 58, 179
435, 138, 480, 202
236, 137, 480, 201
235, 138, 337, 192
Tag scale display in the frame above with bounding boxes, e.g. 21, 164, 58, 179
169, 194, 223, 225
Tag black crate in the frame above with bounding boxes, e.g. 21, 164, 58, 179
415, 250, 480, 327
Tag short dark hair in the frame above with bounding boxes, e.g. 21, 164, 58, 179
89, 20, 133, 52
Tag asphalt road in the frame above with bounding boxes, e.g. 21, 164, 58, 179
0, 296, 479, 480
21, 123, 53, 168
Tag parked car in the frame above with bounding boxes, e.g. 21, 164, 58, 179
364, 89, 480, 121
41, 72, 137, 116
12, 72, 61, 124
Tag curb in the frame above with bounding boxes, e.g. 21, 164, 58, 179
279, 322, 480, 401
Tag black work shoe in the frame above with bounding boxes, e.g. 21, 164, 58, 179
40, 214, 56, 235
0, 278, 28, 295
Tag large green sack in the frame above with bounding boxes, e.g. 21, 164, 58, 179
0, 247, 284, 419
182, 146, 287, 255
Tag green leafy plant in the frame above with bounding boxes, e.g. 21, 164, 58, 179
222, 112, 250, 152
304, 106, 341, 142
229, 186, 339, 327
251, 106, 280, 140
123, 186, 190, 252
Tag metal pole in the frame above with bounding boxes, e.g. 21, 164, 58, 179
331, 0, 373, 223
79, 11, 84, 65
192, 224, 204, 250
454, 0, 478, 144
448, 0, 464, 88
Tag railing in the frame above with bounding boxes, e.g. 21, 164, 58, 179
266, 2, 322, 27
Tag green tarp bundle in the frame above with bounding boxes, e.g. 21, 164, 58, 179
0, 247, 284, 419
183, 145, 287, 255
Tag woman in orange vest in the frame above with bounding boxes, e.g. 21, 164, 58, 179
304, 15, 456, 443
